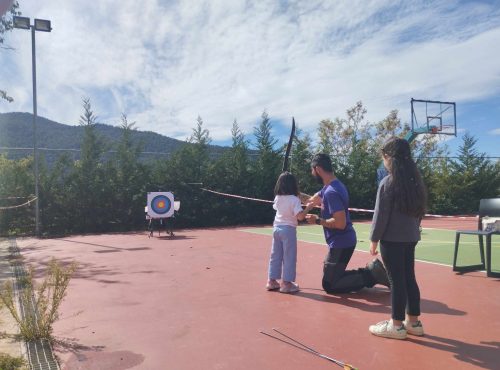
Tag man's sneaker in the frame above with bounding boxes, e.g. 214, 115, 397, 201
366, 258, 390, 287
266, 279, 280, 291
403, 320, 424, 336
369, 320, 407, 340
280, 282, 299, 294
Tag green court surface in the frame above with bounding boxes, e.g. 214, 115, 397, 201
242, 223, 500, 272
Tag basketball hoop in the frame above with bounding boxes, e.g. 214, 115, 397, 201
410, 99, 457, 140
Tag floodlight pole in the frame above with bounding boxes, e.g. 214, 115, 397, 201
13, 17, 51, 237
30, 23, 40, 237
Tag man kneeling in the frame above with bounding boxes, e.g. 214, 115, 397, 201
305, 154, 389, 293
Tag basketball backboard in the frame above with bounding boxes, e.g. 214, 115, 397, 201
411, 98, 456, 137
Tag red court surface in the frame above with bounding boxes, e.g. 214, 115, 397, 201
420, 216, 478, 230
16, 226, 500, 370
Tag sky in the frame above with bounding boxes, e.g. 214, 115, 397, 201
1, 0, 499, 156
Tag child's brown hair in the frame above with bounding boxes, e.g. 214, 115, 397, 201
274, 171, 299, 196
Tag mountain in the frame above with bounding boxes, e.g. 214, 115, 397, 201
0, 112, 228, 162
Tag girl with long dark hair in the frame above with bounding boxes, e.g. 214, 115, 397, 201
368, 137, 427, 339
267, 172, 313, 293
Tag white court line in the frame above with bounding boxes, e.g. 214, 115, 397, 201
301, 231, 479, 245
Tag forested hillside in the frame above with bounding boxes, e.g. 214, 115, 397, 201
0, 112, 227, 162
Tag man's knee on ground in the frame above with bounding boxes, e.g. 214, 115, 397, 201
322, 261, 347, 294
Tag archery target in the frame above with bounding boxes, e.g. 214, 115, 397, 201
147, 192, 174, 218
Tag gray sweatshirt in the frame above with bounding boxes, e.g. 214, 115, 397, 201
370, 176, 421, 243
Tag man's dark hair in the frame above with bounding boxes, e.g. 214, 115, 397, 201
311, 153, 333, 173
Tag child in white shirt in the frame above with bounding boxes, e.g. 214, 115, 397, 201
267, 172, 313, 293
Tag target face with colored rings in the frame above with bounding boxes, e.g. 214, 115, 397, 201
151, 195, 171, 214
147, 192, 174, 218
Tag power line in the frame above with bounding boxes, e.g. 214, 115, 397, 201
0, 147, 498, 160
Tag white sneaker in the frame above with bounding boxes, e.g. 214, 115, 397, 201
403, 320, 424, 336
369, 320, 407, 340
279, 282, 299, 294
266, 279, 280, 291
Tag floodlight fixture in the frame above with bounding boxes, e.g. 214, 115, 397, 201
34, 18, 52, 32
13, 16, 30, 30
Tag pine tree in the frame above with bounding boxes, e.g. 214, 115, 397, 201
290, 127, 315, 195
251, 111, 280, 223
111, 114, 149, 228
449, 133, 500, 213
72, 98, 106, 232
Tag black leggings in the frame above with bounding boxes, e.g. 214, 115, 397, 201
380, 241, 421, 321
322, 246, 375, 294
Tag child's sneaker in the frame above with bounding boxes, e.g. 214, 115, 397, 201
266, 279, 280, 291
369, 320, 407, 340
403, 320, 424, 336
279, 282, 299, 294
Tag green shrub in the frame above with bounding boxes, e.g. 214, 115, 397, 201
0, 258, 77, 341
0, 352, 27, 370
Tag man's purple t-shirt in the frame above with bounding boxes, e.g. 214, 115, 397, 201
319, 179, 357, 248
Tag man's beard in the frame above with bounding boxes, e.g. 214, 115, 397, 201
315, 174, 323, 185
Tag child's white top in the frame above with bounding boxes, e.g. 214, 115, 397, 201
273, 195, 303, 227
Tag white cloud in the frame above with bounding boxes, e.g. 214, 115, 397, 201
490, 128, 500, 135
1, 0, 500, 143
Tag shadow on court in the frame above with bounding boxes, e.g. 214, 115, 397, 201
295, 287, 466, 316
410, 335, 500, 369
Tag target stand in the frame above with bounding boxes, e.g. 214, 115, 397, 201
145, 192, 180, 238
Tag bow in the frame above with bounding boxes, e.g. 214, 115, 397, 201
282, 117, 296, 172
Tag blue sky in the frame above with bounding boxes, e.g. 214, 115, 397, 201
1, 0, 499, 156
